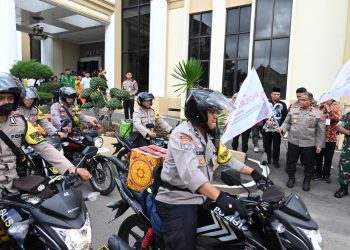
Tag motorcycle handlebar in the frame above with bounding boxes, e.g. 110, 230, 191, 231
61, 173, 83, 191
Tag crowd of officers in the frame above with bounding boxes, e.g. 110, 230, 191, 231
233, 86, 348, 197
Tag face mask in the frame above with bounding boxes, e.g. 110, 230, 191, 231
0, 103, 15, 116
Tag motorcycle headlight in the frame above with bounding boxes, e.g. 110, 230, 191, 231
94, 137, 103, 148
52, 213, 92, 250
298, 227, 323, 250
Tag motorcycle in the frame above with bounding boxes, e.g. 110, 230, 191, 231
0, 146, 100, 250
61, 118, 117, 195
111, 123, 168, 169
17, 135, 64, 193
106, 160, 323, 250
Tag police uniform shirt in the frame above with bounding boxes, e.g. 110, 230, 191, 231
51, 102, 91, 130
156, 121, 245, 205
281, 107, 325, 148
0, 115, 72, 192
122, 79, 138, 100
18, 106, 57, 135
132, 107, 172, 137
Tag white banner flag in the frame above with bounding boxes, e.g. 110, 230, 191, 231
221, 68, 273, 144
318, 59, 350, 104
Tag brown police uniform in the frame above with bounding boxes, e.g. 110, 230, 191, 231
17, 106, 57, 135
0, 115, 72, 192
131, 107, 172, 147
281, 107, 325, 178
122, 79, 138, 119
50, 102, 91, 130
156, 121, 245, 205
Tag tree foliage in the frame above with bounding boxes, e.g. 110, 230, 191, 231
171, 58, 204, 96
10, 60, 54, 82
81, 77, 129, 127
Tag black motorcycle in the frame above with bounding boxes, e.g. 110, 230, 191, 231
106, 160, 323, 250
61, 118, 117, 195
0, 146, 100, 250
17, 135, 64, 192
111, 123, 168, 169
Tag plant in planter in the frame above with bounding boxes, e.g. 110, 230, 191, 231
171, 57, 204, 96
37, 81, 61, 105
81, 77, 129, 135
10, 60, 54, 87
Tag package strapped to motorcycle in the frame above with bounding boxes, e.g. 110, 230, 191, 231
127, 145, 167, 192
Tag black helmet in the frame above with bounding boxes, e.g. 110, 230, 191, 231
59, 87, 77, 103
185, 89, 234, 126
0, 72, 25, 113
137, 92, 155, 108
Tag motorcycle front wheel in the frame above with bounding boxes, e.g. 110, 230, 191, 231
118, 214, 163, 250
89, 158, 117, 195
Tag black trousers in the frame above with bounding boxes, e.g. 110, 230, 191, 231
232, 128, 251, 153
123, 99, 135, 119
130, 132, 149, 148
262, 131, 282, 163
315, 142, 336, 178
155, 200, 199, 250
286, 142, 315, 178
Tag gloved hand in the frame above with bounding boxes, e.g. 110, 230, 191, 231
215, 192, 248, 218
251, 170, 274, 190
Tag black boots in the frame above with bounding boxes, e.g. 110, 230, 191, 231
302, 177, 311, 191
334, 185, 348, 198
287, 176, 295, 188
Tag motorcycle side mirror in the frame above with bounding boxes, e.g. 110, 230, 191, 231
221, 167, 241, 186
146, 123, 154, 129
61, 118, 70, 127
260, 153, 268, 165
84, 192, 100, 202
81, 146, 99, 158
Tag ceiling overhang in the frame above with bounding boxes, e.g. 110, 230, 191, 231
45, 0, 115, 24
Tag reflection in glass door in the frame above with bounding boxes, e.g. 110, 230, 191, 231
222, 6, 251, 97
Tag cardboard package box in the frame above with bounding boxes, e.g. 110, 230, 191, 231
127, 145, 167, 192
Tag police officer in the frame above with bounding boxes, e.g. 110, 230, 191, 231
155, 89, 270, 250
334, 112, 350, 198
15, 87, 64, 138
122, 72, 138, 119
51, 87, 93, 132
131, 92, 172, 148
0, 73, 91, 193
277, 92, 325, 191
288, 87, 307, 111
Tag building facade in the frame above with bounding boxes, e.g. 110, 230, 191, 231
1, 0, 350, 115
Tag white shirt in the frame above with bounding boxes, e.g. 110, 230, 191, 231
82, 77, 91, 89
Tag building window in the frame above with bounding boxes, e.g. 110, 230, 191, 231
122, 0, 150, 92
188, 12, 212, 88
222, 6, 251, 96
253, 0, 293, 99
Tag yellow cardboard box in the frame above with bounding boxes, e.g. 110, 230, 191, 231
127, 145, 167, 192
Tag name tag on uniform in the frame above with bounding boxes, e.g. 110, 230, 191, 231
325, 118, 331, 125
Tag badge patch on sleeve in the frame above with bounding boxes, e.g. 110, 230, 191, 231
180, 133, 192, 151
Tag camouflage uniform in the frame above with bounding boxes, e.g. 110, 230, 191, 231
337, 112, 350, 185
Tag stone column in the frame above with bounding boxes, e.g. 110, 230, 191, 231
0, 0, 18, 72
149, 0, 168, 96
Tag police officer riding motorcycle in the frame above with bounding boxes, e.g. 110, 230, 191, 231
154, 89, 270, 250
130, 92, 172, 148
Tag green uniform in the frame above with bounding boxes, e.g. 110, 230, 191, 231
61, 75, 75, 88
337, 112, 350, 185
